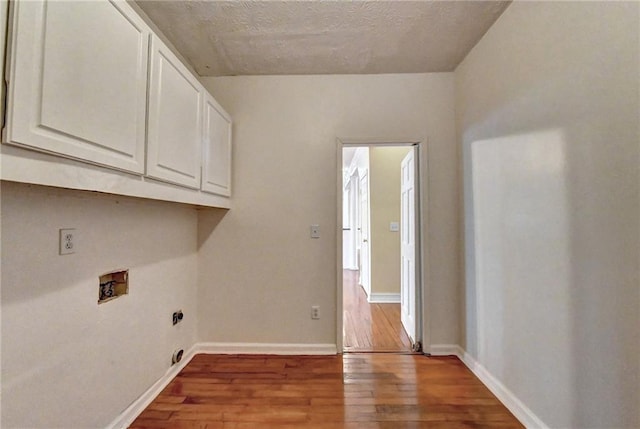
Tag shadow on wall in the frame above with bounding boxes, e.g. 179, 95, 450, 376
469, 128, 572, 421
466, 122, 639, 427
459, 2, 639, 425
197, 207, 229, 250
462, 76, 639, 429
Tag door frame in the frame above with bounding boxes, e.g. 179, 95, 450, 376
336, 137, 430, 353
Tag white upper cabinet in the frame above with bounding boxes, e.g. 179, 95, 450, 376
2, 0, 232, 206
4, 0, 149, 173
202, 94, 232, 196
146, 36, 202, 189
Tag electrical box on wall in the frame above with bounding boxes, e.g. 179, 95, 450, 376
98, 270, 129, 304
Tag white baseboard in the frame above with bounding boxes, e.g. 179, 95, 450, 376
428, 344, 464, 356
196, 342, 338, 355
457, 349, 549, 429
106, 344, 198, 429
367, 292, 400, 303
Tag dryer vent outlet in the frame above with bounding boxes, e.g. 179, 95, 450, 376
172, 349, 184, 365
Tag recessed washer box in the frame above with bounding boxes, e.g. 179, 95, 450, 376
98, 270, 129, 304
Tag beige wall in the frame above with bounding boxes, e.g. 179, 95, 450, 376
0, 182, 198, 428
199, 73, 459, 347
369, 146, 411, 295
456, 1, 639, 427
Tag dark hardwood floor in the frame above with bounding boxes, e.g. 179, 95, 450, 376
130, 353, 524, 428
343, 269, 412, 352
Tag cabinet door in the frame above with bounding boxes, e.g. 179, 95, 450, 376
146, 36, 202, 189
5, 0, 149, 173
202, 95, 232, 196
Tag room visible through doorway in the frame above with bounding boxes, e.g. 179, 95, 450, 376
341, 144, 421, 353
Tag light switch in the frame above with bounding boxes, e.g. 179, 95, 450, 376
310, 224, 320, 239
390, 222, 400, 232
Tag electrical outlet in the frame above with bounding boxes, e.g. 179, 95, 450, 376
311, 305, 320, 320
59, 228, 76, 255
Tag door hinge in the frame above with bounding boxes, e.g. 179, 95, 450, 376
412, 341, 423, 353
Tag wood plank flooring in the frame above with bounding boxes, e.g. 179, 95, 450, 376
343, 270, 412, 352
130, 353, 524, 428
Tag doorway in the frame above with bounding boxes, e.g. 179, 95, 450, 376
339, 142, 423, 353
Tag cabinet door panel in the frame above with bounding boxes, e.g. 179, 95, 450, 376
5, 0, 149, 173
146, 37, 202, 189
202, 95, 232, 196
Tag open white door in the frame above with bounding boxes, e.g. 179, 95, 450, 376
400, 148, 417, 343
359, 172, 370, 296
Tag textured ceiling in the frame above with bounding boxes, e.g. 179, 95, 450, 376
136, 0, 511, 77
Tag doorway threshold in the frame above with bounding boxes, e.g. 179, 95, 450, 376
343, 350, 421, 355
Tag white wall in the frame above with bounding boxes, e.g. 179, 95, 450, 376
198, 74, 459, 347
0, 182, 198, 428
456, 1, 639, 427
